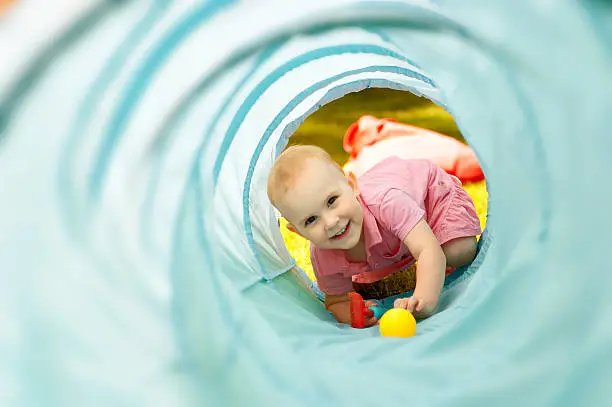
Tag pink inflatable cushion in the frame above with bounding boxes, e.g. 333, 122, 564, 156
342, 115, 484, 183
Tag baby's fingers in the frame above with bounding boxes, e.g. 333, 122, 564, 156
394, 298, 409, 310
407, 297, 420, 313
394, 297, 418, 313
365, 316, 379, 327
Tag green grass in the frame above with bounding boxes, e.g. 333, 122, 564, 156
289, 88, 464, 164
281, 88, 487, 281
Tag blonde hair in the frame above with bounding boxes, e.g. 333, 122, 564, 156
267, 145, 344, 208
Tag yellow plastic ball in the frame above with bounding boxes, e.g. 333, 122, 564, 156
379, 308, 417, 338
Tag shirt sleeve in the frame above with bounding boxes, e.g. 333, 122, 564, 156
310, 248, 353, 295
377, 188, 426, 241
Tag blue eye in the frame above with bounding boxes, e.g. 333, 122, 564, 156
304, 216, 316, 227
327, 196, 337, 206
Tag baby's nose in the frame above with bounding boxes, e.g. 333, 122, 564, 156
323, 213, 340, 229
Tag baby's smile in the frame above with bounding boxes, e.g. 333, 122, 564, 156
330, 222, 351, 240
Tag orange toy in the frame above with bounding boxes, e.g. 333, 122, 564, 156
349, 292, 374, 329
0, 0, 16, 14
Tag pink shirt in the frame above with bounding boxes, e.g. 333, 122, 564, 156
310, 157, 464, 295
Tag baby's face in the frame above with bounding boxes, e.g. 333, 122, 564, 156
277, 158, 363, 250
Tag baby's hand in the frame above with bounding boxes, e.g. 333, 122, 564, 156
327, 297, 378, 327
394, 296, 437, 319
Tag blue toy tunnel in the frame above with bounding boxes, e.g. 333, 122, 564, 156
1, 1, 611, 406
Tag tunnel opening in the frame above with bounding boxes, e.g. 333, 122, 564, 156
266, 87, 489, 322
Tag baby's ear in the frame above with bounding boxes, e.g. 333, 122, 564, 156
346, 171, 359, 193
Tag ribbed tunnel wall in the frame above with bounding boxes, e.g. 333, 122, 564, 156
1, 1, 612, 406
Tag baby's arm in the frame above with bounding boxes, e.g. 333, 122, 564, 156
325, 293, 352, 324
395, 217, 446, 318
311, 249, 378, 327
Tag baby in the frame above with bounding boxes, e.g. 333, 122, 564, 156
267, 145, 481, 326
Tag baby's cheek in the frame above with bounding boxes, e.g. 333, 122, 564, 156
354, 204, 364, 222
313, 229, 326, 244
